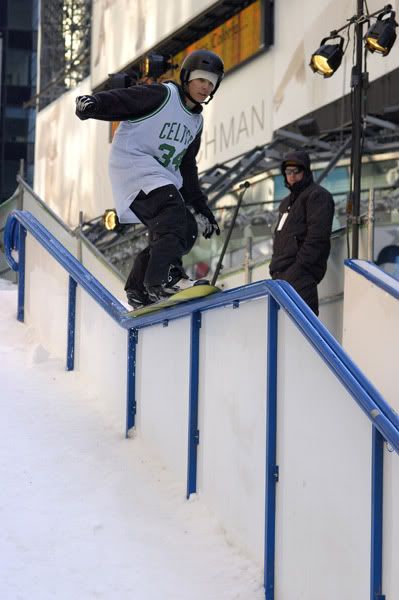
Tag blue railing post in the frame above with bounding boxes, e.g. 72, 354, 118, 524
66, 276, 77, 371
264, 295, 279, 600
186, 311, 202, 499
126, 328, 138, 437
370, 426, 385, 600
17, 224, 26, 322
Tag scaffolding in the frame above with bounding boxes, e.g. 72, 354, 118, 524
79, 115, 399, 278
38, 0, 91, 110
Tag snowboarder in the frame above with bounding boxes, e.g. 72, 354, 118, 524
75, 49, 224, 307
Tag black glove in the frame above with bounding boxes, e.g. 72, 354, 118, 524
75, 95, 98, 118
195, 204, 220, 239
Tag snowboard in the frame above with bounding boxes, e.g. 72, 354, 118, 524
126, 282, 221, 317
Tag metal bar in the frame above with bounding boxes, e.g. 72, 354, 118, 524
201, 164, 232, 195
5, 210, 127, 325
209, 149, 266, 205
351, 0, 365, 259
77, 210, 83, 263
274, 128, 332, 151
365, 114, 399, 132
17, 224, 26, 322
211, 183, 251, 286
345, 259, 399, 301
186, 311, 202, 498
367, 189, 375, 261
315, 136, 352, 184
244, 235, 253, 285
66, 276, 77, 371
126, 328, 138, 437
370, 427, 385, 600
264, 295, 279, 599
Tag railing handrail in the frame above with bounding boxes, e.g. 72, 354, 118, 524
4, 209, 399, 453
12, 177, 125, 282
4, 210, 126, 322
345, 259, 399, 300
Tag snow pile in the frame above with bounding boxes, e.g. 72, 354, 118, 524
0, 279, 263, 599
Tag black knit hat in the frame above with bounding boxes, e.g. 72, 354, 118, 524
281, 150, 311, 175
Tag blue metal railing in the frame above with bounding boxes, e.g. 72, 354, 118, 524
345, 257, 399, 600
345, 258, 399, 300
4, 210, 399, 600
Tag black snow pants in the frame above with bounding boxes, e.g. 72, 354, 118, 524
124, 184, 197, 293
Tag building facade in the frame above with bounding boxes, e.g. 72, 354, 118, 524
33, 0, 399, 227
0, 0, 38, 203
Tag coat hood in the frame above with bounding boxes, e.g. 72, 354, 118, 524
281, 150, 311, 174
281, 150, 313, 196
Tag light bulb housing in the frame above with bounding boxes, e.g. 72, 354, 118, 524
103, 209, 120, 231
143, 54, 177, 79
364, 10, 397, 56
309, 35, 344, 78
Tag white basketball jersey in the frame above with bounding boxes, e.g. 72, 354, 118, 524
109, 82, 203, 223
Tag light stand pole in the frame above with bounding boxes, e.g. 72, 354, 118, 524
351, 0, 366, 259
310, 2, 397, 260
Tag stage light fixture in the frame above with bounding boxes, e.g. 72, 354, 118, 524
103, 209, 119, 231
143, 54, 177, 79
364, 9, 397, 56
309, 35, 344, 78
297, 117, 320, 137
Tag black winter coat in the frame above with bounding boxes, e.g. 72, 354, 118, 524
269, 181, 335, 285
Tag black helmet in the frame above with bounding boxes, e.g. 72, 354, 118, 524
180, 49, 224, 101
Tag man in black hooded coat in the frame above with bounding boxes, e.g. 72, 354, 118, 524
269, 150, 335, 315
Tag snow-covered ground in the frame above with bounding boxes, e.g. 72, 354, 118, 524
0, 279, 264, 600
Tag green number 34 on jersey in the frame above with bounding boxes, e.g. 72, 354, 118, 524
155, 143, 186, 170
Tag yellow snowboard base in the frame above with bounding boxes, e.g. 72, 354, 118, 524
126, 284, 221, 317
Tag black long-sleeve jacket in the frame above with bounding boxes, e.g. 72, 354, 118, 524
75, 82, 208, 212
269, 152, 335, 285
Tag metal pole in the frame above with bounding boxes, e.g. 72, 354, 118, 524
244, 235, 253, 284
211, 181, 251, 286
77, 210, 83, 263
367, 188, 375, 261
264, 295, 279, 599
351, 0, 365, 259
17, 159, 25, 210
186, 311, 201, 499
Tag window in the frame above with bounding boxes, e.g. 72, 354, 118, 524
5, 48, 31, 86
2, 160, 20, 197
8, 0, 33, 31
4, 113, 28, 143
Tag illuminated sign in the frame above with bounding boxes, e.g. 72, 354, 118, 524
166, 1, 263, 80
111, 1, 266, 141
